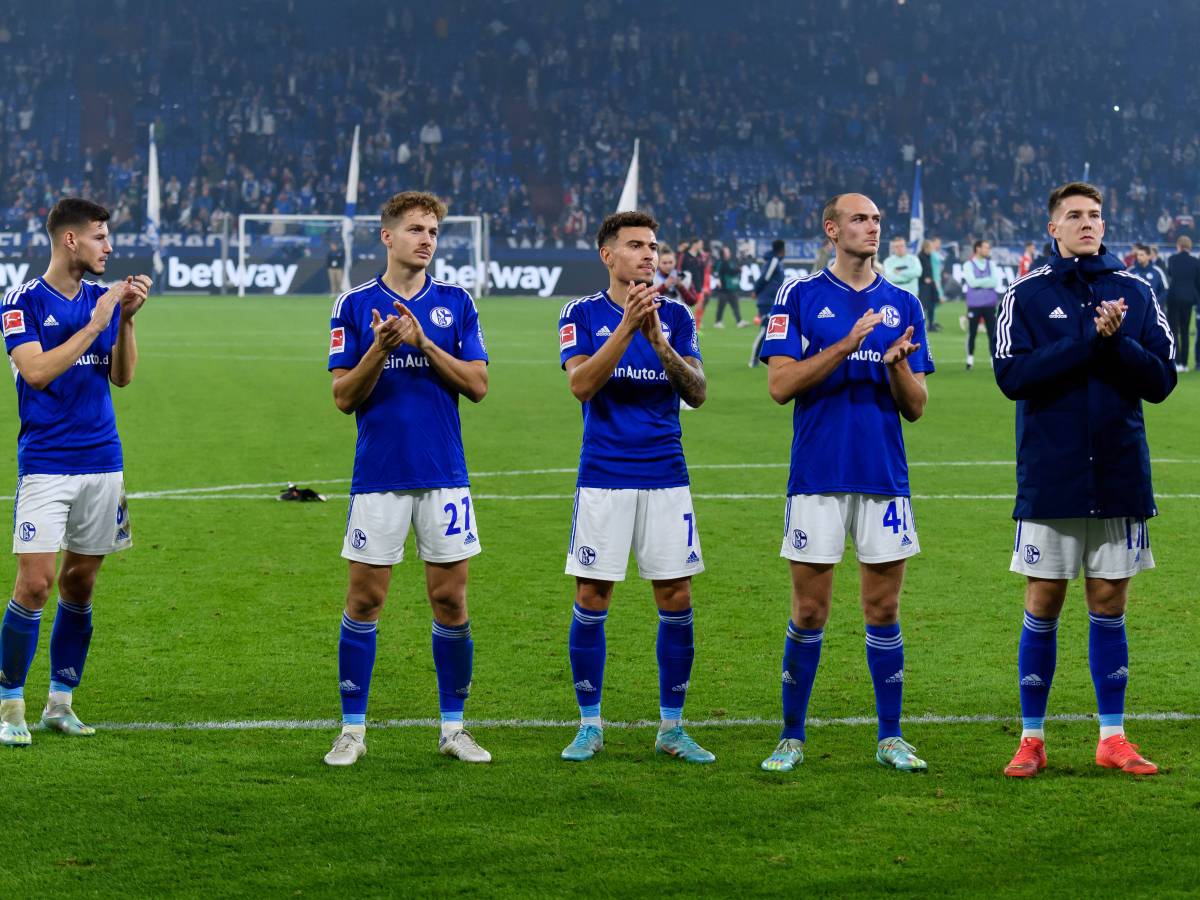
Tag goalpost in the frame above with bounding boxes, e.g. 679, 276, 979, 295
236, 214, 488, 297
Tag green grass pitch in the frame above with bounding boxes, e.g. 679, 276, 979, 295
1, 294, 1197, 897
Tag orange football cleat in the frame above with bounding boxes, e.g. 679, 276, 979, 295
1096, 734, 1158, 775
1003, 737, 1047, 777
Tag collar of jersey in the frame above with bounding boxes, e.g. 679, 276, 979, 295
821, 269, 882, 294
38, 276, 83, 303
375, 273, 431, 304
599, 290, 625, 315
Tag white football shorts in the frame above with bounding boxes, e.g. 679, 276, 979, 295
1010, 517, 1154, 580
12, 472, 131, 556
779, 493, 920, 564
342, 488, 482, 566
565, 486, 704, 581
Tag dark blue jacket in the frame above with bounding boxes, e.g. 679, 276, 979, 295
1126, 261, 1167, 299
994, 244, 1177, 520
753, 252, 786, 314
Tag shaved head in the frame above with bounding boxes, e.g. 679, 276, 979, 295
823, 193, 873, 226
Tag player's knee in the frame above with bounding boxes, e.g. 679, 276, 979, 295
651, 576, 692, 610
14, 567, 54, 608
429, 591, 467, 624
58, 567, 98, 604
862, 594, 900, 625
345, 589, 386, 621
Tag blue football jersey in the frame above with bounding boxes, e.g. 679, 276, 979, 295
329, 276, 488, 494
558, 290, 701, 489
760, 270, 935, 497
3, 278, 123, 476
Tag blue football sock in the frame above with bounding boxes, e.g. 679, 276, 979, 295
656, 607, 694, 723
1089, 612, 1128, 733
338, 612, 377, 726
569, 604, 606, 720
1018, 611, 1058, 734
48, 598, 93, 695
0, 599, 42, 701
781, 621, 823, 742
432, 620, 473, 726
865, 622, 904, 741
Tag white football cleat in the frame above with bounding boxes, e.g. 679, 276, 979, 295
0, 698, 31, 748
324, 728, 367, 767
41, 701, 96, 736
438, 728, 492, 763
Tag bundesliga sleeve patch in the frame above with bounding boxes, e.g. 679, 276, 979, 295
329, 327, 345, 355
765, 313, 789, 340
2, 309, 25, 336
559, 323, 577, 350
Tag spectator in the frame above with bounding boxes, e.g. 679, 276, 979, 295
711, 244, 746, 329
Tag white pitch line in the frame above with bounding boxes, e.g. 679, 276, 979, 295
12, 491, 1198, 503
85, 711, 1200, 732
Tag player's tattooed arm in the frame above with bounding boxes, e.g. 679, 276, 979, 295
661, 349, 707, 407
883, 326, 928, 421
641, 306, 706, 407
767, 309, 883, 403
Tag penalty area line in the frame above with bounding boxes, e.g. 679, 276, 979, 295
86, 711, 1200, 733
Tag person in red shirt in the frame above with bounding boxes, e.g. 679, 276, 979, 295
1018, 241, 1035, 277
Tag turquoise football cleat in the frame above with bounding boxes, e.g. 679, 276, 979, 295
876, 736, 928, 772
41, 702, 96, 737
654, 725, 715, 764
560, 724, 603, 761
761, 738, 805, 772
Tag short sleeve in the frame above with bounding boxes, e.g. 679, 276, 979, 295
457, 291, 488, 363
759, 281, 804, 361
2, 288, 39, 354
559, 301, 595, 368
327, 297, 362, 371
907, 293, 935, 374
670, 303, 701, 361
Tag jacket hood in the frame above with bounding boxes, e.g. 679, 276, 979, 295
1048, 241, 1124, 282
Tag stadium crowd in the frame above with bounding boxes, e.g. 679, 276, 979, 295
1, 0, 1198, 247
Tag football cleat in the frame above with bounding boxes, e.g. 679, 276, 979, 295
654, 725, 715, 764
323, 728, 367, 767
1096, 734, 1158, 775
438, 728, 492, 763
560, 724, 604, 762
0, 699, 32, 748
876, 736, 928, 772
760, 738, 805, 772
1003, 737, 1047, 778
41, 702, 96, 737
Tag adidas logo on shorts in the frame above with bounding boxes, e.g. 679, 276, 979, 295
1019, 673, 1045, 687
464, 531, 477, 545
685, 550, 700, 565
817, 306, 835, 319
900, 534, 912, 547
